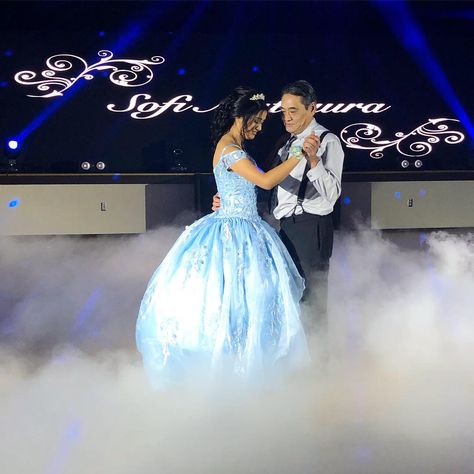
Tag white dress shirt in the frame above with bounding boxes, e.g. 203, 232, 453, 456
273, 118, 344, 219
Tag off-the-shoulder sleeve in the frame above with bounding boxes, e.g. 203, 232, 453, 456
221, 149, 248, 169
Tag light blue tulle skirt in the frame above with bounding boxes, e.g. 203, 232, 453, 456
136, 213, 309, 389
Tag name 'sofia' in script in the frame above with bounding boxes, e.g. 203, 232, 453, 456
107, 94, 391, 119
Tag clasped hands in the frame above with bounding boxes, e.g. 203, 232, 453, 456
300, 132, 321, 167
212, 133, 321, 211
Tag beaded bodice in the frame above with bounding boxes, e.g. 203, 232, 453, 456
213, 147, 259, 221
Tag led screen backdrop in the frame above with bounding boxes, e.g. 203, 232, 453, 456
0, 0, 472, 174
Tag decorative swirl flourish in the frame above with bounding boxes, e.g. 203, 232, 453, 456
341, 118, 465, 159
14, 50, 165, 98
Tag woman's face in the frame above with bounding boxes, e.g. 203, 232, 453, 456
243, 110, 268, 140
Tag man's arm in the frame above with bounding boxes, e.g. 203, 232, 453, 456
306, 136, 344, 207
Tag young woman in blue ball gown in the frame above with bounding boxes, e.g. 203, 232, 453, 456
136, 87, 309, 388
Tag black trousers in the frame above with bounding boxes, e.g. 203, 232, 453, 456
279, 212, 334, 332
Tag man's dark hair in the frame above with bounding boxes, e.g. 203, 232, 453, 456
281, 80, 317, 108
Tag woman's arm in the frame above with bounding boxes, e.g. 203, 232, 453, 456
230, 151, 303, 190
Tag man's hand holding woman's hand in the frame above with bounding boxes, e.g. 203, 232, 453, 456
303, 132, 321, 168
212, 193, 221, 211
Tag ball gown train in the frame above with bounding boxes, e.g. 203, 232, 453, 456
136, 146, 309, 387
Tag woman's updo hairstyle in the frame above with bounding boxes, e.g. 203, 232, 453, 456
211, 86, 268, 146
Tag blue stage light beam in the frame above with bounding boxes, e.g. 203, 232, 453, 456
204, 2, 244, 98
98, 0, 210, 149
373, 0, 474, 141
72, 287, 102, 332
150, 0, 210, 85
47, 419, 82, 474
14, 2, 172, 145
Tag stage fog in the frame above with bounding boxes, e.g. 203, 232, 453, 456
1, 227, 473, 474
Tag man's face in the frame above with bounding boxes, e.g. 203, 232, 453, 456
280, 93, 316, 135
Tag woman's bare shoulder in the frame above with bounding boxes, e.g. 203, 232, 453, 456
213, 137, 243, 166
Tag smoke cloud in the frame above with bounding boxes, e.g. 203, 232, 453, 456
1, 226, 473, 473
